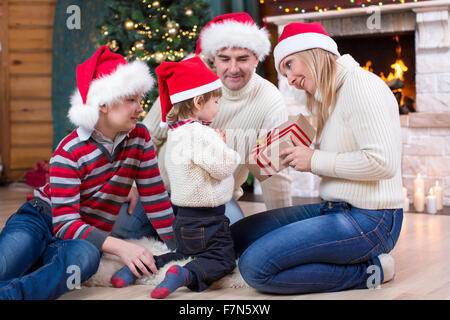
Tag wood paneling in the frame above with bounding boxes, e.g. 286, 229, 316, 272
9, 52, 52, 75
9, 0, 56, 3
9, 28, 53, 51
10, 76, 52, 99
10, 99, 52, 122
1, 1, 56, 182
10, 146, 52, 170
11, 123, 53, 146
0, 1, 11, 180
9, 4, 55, 27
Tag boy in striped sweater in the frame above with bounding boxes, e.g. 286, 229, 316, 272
0, 46, 175, 300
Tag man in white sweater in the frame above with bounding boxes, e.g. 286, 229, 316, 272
139, 13, 292, 221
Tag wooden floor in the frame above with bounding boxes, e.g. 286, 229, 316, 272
1, 183, 449, 300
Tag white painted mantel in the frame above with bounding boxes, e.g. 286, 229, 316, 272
253, 0, 450, 207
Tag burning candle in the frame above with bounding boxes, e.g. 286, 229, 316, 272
414, 187, 424, 212
432, 180, 443, 211
426, 188, 437, 214
413, 173, 424, 195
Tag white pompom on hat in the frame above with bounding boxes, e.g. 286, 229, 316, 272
68, 45, 154, 131
273, 22, 340, 73
195, 12, 271, 61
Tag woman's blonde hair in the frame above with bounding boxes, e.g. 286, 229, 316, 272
166, 87, 222, 123
294, 48, 338, 139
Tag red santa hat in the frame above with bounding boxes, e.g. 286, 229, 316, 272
273, 22, 340, 73
68, 45, 153, 130
155, 56, 222, 126
195, 12, 271, 61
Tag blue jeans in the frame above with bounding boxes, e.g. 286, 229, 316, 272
155, 205, 236, 292
111, 197, 245, 240
0, 201, 101, 300
232, 201, 403, 294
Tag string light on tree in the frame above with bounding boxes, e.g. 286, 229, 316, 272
99, 0, 211, 114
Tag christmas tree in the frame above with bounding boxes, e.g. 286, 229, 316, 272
98, 0, 212, 116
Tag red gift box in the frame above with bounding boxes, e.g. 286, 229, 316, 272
247, 114, 316, 181
25, 160, 50, 188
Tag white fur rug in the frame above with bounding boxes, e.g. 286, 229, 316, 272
83, 237, 249, 289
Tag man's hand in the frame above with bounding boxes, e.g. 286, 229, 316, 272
126, 186, 139, 215
279, 135, 314, 172
102, 236, 157, 278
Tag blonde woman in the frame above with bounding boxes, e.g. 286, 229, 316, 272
230, 22, 404, 294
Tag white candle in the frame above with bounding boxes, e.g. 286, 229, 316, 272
413, 173, 424, 195
414, 187, 424, 212
432, 180, 443, 211
426, 188, 437, 214
404, 197, 410, 212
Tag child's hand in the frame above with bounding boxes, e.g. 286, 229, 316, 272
215, 129, 227, 143
102, 236, 157, 278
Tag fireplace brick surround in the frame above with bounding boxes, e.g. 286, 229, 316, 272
255, 1, 450, 207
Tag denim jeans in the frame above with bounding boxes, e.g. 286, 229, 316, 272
232, 201, 403, 294
155, 205, 236, 292
0, 201, 101, 300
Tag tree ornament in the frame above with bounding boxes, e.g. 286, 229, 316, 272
124, 19, 135, 30
108, 39, 119, 52
134, 40, 145, 50
154, 51, 165, 63
166, 20, 179, 36
101, 25, 109, 36
185, 8, 193, 16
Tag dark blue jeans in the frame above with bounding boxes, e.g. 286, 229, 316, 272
231, 201, 403, 294
0, 201, 101, 300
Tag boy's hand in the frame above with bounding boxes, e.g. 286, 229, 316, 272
215, 129, 227, 143
102, 236, 157, 278
126, 186, 139, 215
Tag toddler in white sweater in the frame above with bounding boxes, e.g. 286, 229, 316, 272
111, 57, 241, 297
150, 56, 241, 299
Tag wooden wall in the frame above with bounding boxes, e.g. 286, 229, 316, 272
0, 0, 55, 181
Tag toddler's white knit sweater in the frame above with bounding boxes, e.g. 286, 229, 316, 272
165, 122, 241, 207
143, 72, 292, 209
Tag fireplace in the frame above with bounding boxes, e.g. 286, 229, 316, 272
335, 32, 416, 114
256, 1, 450, 207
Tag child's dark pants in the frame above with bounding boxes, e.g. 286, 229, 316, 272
155, 205, 236, 292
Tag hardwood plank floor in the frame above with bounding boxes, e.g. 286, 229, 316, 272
1, 184, 449, 300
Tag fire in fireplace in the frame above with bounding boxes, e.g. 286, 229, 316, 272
334, 32, 416, 114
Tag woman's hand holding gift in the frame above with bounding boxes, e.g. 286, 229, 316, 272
280, 135, 314, 172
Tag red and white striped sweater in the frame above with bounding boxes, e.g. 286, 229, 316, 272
34, 123, 174, 249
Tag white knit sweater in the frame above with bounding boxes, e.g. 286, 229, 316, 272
165, 122, 241, 207
310, 54, 404, 209
143, 72, 292, 209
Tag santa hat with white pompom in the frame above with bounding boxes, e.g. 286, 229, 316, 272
68, 45, 153, 131
273, 22, 340, 73
195, 12, 271, 61
155, 56, 222, 127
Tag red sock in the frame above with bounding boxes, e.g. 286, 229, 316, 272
150, 265, 191, 299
